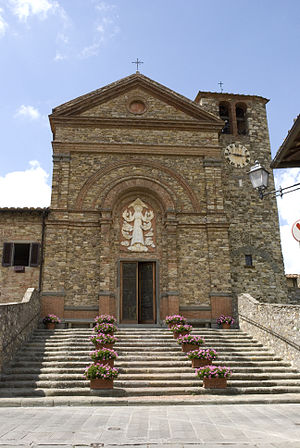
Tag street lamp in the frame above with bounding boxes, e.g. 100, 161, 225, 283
248, 161, 270, 199
248, 160, 300, 199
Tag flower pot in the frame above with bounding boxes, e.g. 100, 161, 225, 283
95, 343, 114, 350
46, 323, 55, 330
192, 359, 212, 368
90, 378, 114, 389
173, 331, 189, 339
182, 343, 200, 353
203, 378, 227, 389
93, 359, 114, 368
221, 323, 231, 329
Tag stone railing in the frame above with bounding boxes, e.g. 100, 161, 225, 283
238, 293, 300, 370
0, 288, 40, 374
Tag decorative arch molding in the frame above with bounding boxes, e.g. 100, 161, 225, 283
75, 159, 200, 211
95, 176, 176, 212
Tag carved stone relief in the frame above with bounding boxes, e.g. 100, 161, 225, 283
120, 198, 156, 252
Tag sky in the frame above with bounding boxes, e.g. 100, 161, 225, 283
0, 0, 299, 273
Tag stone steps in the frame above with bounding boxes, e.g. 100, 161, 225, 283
1, 327, 299, 403
1, 386, 300, 398
6, 365, 298, 374
2, 372, 300, 381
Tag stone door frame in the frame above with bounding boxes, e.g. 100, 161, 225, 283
117, 259, 160, 325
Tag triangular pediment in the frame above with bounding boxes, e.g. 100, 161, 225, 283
50, 73, 223, 129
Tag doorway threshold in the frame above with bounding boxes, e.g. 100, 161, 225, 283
118, 324, 164, 328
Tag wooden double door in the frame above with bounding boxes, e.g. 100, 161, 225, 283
120, 261, 156, 324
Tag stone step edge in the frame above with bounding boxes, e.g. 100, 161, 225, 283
1, 392, 300, 405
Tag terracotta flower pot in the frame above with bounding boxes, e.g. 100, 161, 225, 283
90, 378, 114, 389
222, 323, 231, 329
182, 343, 200, 353
93, 359, 114, 368
46, 322, 55, 330
203, 377, 227, 389
95, 343, 114, 350
192, 359, 212, 368
173, 331, 189, 339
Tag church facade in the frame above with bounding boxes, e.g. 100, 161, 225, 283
0, 74, 288, 325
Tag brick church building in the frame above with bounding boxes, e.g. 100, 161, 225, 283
0, 73, 288, 325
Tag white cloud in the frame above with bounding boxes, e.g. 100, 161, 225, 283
0, 161, 51, 207
54, 51, 66, 61
0, 8, 8, 36
79, 42, 101, 59
78, 1, 119, 59
9, 0, 65, 22
15, 105, 41, 120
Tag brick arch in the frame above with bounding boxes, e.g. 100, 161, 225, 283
100, 176, 175, 212
74, 159, 200, 211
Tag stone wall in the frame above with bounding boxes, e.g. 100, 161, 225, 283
196, 93, 288, 303
0, 210, 44, 303
238, 293, 300, 369
0, 288, 40, 374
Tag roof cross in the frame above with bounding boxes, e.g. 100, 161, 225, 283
218, 81, 224, 93
132, 58, 144, 73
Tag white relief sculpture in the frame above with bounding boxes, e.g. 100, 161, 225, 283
121, 198, 155, 252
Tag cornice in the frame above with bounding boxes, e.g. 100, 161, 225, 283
52, 141, 221, 157
50, 116, 222, 133
195, 90, 269, 104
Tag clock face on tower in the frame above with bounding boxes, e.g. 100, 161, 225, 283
224, 143, 250, 168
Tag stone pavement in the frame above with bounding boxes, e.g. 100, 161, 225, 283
0, 404, 299, 447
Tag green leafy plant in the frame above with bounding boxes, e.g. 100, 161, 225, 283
93, 322, 117, 334
171, 324, 192, 334
84, 363, 119, 380
187, 348, 218, 361
196, 365, 232, 379
90, 333, 117, 346
164, 314, 187, 326
89, 348, 118, 362
94, 314, 117, 325
42, 314, 61, 324
177, 334, 205, 346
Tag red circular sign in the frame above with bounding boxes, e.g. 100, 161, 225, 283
292, 220, 300, 242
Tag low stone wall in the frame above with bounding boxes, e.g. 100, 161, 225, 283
238, 293, 300, 370
0, 288, 40, 374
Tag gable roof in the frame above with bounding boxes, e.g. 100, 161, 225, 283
271, 115, 300, 168
49, 73, 224, 130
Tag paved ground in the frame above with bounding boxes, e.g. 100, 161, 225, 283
0, 404, 299, 447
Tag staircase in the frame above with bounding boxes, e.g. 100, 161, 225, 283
1, 327, 300, 405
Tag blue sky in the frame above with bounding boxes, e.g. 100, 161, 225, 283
0, 0, 299, 273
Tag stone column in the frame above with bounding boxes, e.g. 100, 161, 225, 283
162, 210, 179, 319
98, 209, 116, 317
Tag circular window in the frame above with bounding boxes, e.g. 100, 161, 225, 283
128, 99, 147, 115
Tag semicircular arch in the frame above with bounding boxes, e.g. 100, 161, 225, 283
74, 159, 200, 212
98, 176, 175, 212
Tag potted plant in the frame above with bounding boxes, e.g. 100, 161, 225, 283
177, 334, 205, 352
216, 315, 235, 329
170, 324, 193, 338
93, 322, 117, 334
196, 365, 232, 389
90, 332, 117, 349
164, 314, 187, 328
94, 314, 117, 325
84, 363, 119, 389
42, 314, 61, 330
187, 348, 218, 368
89, 348, 118, 367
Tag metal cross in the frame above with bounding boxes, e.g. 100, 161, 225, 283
132, 58, 144, 72
218, 81, 224, 93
